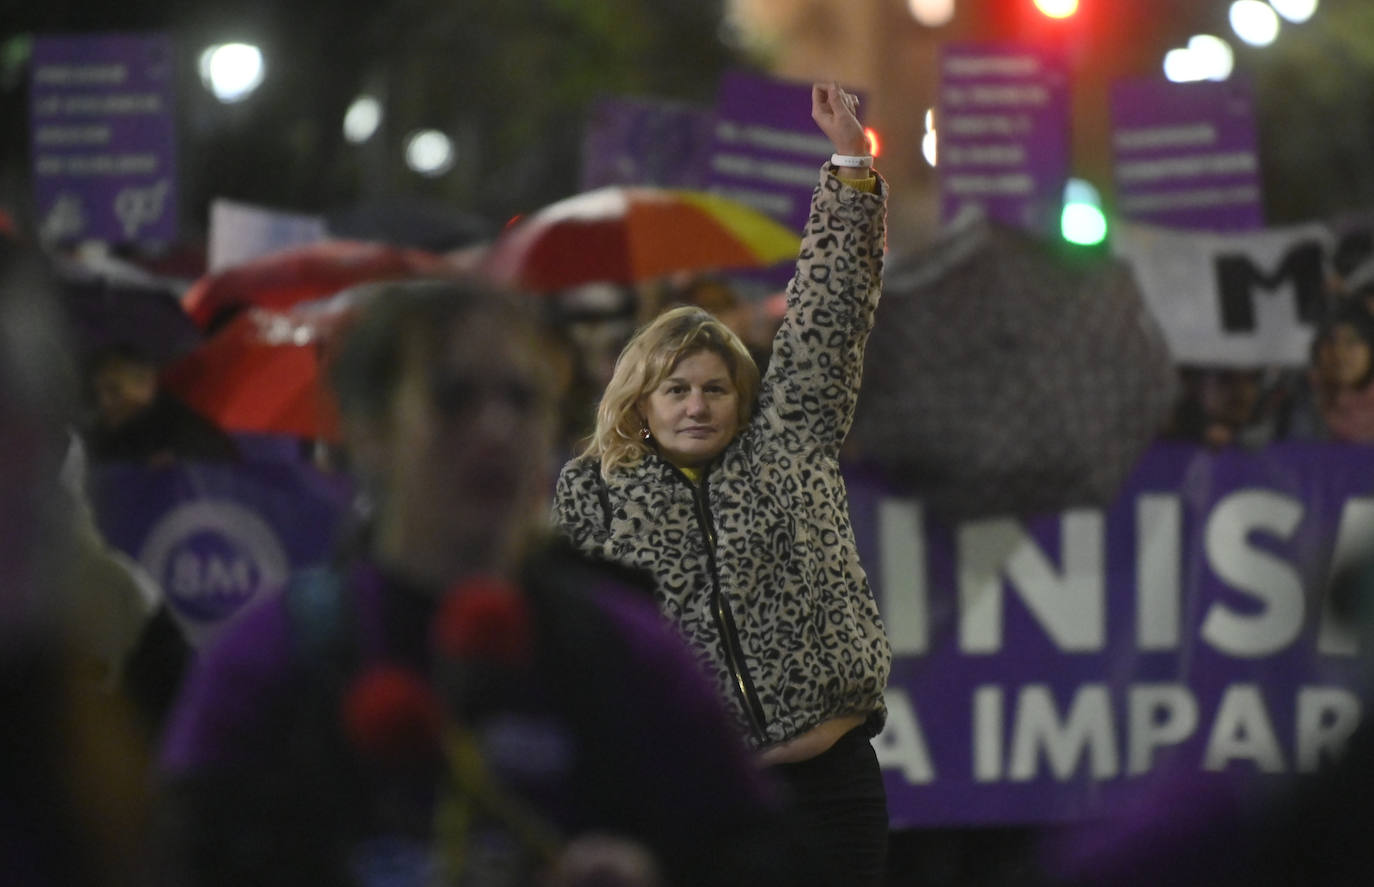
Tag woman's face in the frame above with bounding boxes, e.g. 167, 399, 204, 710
365, 313, 553, 582
1317, 323, 1372, 388
638, 349, 740, 470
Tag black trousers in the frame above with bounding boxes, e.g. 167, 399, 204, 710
767, 725, 889, 887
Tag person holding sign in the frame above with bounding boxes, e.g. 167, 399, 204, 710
553, 82, 892, 885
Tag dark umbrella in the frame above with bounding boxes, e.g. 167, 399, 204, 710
54, 255, 202, 367
850, 216, 1178, 520
324, 197, 494, 253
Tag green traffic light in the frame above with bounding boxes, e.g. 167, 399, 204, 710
1061, 203, 1107, 246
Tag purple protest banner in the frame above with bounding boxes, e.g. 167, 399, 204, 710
848, 442, 1374, 827
89, 461, 352, 649
29, 32, 179, 246
709, 70, 841, 236
938, 44, 1071, 237
1111, 77, 1264, 232
580, 95, 716, 191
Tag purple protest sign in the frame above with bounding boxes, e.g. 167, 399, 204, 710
709, 70, 840, 236
29, 33, 179, 246
89, 461, 352, 649
1111, 77, 1264, 232
580, 95, 716, 191
938, 44, 1071, 236
848, 442, 1374, 827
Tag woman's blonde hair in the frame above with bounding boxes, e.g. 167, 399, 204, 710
586, 305, 760, 477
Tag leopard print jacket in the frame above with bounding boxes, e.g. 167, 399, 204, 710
553, 166, 893, 750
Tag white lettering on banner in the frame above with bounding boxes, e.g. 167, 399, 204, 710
34, 153, 160, 176
33, 63, 127, 85
1128, 684, 1198, 775
1117, 152, 1259, 185
945, 115, 1024, 137
973, 687, 1003, 782
53, 94, 164, 115
34, 125, 112, 146
712, 121, 832, 156
1137, 495, 1182, 650
958, 511, 1105, 653
877, 491, 1374, 660
710, 153, 821, 187
1114, 123, 1219, 152
1203, 684, 1285, 772
1119, 186, 1263, 214
1008, 685, 1118, 781
879, 499, 928, 655
943, 145, 1027, 167
1201, 491, 1305, 657
944, 55, 1042, 78
960, 85, 1050, 108
871, 690, 935, 783
875, 683, 1363, 785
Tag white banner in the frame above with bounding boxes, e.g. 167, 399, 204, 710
1113, 220, 1335, 367
208, 198, 326, 272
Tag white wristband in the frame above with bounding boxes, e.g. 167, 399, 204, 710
830, 153, 874, 169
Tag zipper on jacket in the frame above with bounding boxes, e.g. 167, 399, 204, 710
677, 466, 769, 744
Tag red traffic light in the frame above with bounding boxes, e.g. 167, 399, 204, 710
1033, 0, 1079, 17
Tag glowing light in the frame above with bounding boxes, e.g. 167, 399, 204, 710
1189, 35, 1235, 80
404, 129, 454, 177
922, 131, 938, 167
343, 95, 382, 144
1268, 0, 1317, 23
864, 127, 882, 158
1062, 178, 1107, 246
907, 0, 956, 27
1166, 35, 1235, 82
198, 43, 264, 103
922, 107, 937, 167
1033, 0, 1079, 19
1230, 0, 1281, 46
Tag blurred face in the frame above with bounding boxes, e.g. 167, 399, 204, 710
92, 358, 158, 429
366, 313, 553, 584
639, 349, 739, 470
1200, 370, 1262, 428
1318, 324, 1373, 388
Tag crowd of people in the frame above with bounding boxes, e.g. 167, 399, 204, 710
1, 83, 898, 887
5, 69, 1374, 886
1164, 258, 1374, 448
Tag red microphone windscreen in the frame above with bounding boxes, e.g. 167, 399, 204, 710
432, 576, 533, 666
342, 663, 444, 762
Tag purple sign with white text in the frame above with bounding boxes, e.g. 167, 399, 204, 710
90, 461, 351, 649
850, 442, 1374, 827
29, 32, 179, 245
709, 70, 839, 236
1111, 77, 1264, 232
938, 44, 1071, 237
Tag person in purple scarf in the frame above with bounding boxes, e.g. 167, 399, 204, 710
153, 279, 810, 886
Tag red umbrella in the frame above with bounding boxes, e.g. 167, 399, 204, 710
182, 239, 463, 330
161, 302, 350, 442
479, 186, 801, 291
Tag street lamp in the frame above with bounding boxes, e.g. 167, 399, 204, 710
198, 43, 265, 103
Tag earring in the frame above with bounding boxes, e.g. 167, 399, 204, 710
640, 421, 652, 442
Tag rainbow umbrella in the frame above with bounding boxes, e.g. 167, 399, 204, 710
479, 186, 801, 291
